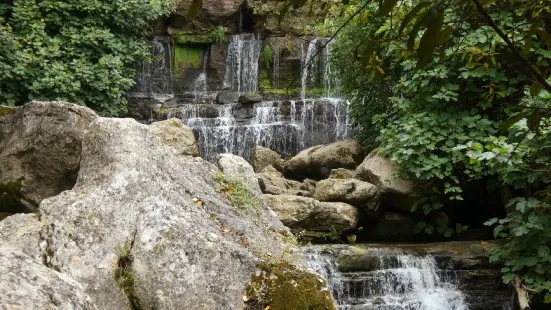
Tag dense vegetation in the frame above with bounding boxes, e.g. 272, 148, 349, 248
0, 0, 174, 115
284, 0, 551, 306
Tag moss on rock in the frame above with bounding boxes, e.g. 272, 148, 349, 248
245, 261, 336, 310
0, 106, 15, 116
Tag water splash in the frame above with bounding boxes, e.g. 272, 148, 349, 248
306, 248, 470, 310
223, 34, 262, 93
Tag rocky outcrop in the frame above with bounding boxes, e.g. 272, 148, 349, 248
284, 140, 364, 180
170, 0, 244, 34
251, 145, 283, 172
263, 194, 359, 235
0, 213, 42, 260
0, 101, 98, 212
37, 117, 290, 309
313, 179, 380, 214
356, 152, 418, 213
329, 168, 355, 179
215, 89, 240, 104
150, 118, 199, 157
239, 93, 263, 104
216, 153, 262, 192
257, 166, 312, 197
0, 246, 97, 310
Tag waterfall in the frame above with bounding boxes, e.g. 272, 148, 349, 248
306, 248, 470, 310
171, 99, 348, 162
323, 40, 340, 98
223, 34, 262, 93
192, 47, 209, 98
301, 38, 318, 99
132, 37, 173, 101
272, 46, 280, 89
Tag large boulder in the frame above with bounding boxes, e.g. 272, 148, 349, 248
238, 93, 263, 104
0, 213, 42, 260
257, 166, 312, 197
215, 89, 240, 105
313, 179, 380, 215
356, 152, 418, 213
38, 118, 291, 309
251, 145, 283, 172
0, 246, 97, 310
150, 118, 199, 157
329, 168, 356, 179
263, 194, 359, 234
284, 140, 364, 179
216, 153, 263, 193
0, 101, 97, 212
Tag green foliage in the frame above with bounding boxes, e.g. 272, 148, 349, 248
208, 26, 226, 44
262, 45, 272, 70
213, 172, 261, 217
114, 241, 141, 310
0, 0, 175, 115
290, 0, 551, 301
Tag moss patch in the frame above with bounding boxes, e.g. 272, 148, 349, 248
245, 261, 336, 310
114, 240, 142, 310
0, 106, 15, 116
0, 178, 27, 214
173, 44, 203, 75
212, 172, 261, 217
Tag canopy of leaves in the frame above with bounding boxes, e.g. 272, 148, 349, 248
0, 0, 174, 115
283, 0, 551, 303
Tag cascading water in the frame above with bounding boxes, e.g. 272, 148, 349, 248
132, 37, 174, 102
223, 34, 262, 93
170, 99, 348, 162
192, 47, 209, 98
323, 39, 341, 98
307, 248, 470, 310
301, 39, 319, 99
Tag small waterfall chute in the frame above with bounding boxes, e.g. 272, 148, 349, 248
223, 34, 262, 93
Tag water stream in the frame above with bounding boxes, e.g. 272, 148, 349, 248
307, 248, 470, 310
223, 34, 262, 93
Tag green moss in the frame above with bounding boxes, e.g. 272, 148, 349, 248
245, 261, 336, 310
212, 172, 261, 217
0, 106, 15, 116
114, 241, 142, 310
262, 45, 272, 70
258, 71, 272, 91
173, 44, 203, 75
173, 35, 210, 44
260, 87, 325, 97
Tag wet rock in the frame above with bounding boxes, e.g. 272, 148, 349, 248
251, 145, 283, 172
284, 140, 364, 180
171, 0, 244, 34
329, 168, 356, 179
239, 93, 263, 104
215, 89, 240, 104
0, 246, 97, 310
0, 101, 98, 212
150, 118, 199, 157
39, 118, 289, 309
356, 152, 418, 213
263, 194, 359, 234
370, 212, 416, 241
0, 213, 42, 260
313, 179, 380, 215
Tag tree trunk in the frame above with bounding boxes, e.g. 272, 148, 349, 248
512, 275, 531, 310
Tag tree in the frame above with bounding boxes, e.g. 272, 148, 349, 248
0, 0, 175, 115
282, 0, 551, 306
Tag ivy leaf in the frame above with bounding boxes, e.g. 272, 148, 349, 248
399, 1, 431, 35
377, 0, 399, 16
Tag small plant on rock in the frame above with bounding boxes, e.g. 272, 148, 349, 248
212, 172, 261, 217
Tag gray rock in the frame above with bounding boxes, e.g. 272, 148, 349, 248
329, 168, 356, 179
356, 152, 418, 213
39, 118, 288, 310
257, 166, 311, 197
215, 89, 240, 104
371, 212, 416, 241
263, 194, 359, 233
216, 153, 262, 193
150, 118, 199, 157
313, 179, 380, 215
251, 145, 283, 172
0, 246, 97, 310
238, 93, 263, 104
0, 101, 98, 212
0, 213, 42, 260
284, 140, 364, 179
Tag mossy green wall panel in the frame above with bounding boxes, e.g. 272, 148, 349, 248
173, 44, 203, 76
